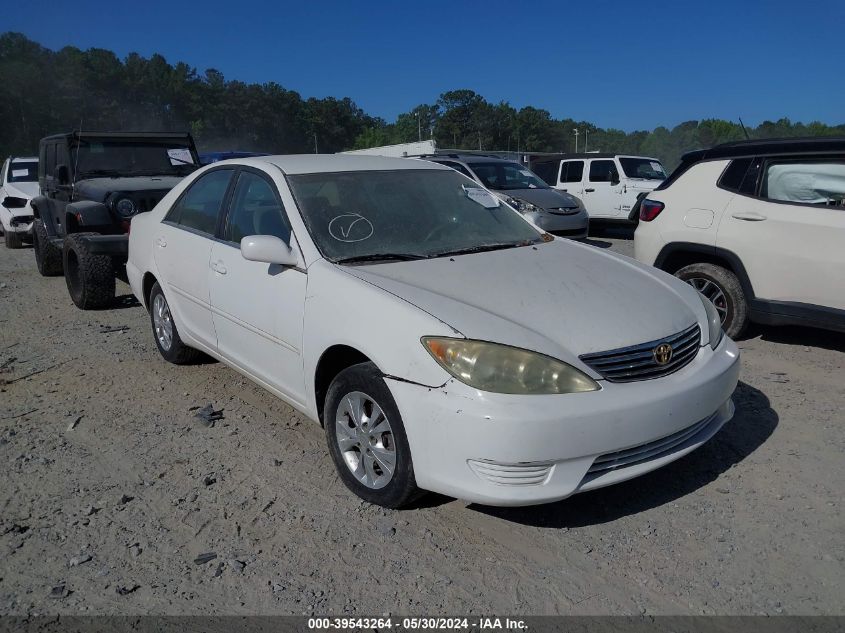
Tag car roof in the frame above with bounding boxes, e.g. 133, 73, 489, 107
227, 154, 452, 175
423, 154, 518, 166
41, 131, 194, 143
681, 136, 845, 165
10, 156, 38, 162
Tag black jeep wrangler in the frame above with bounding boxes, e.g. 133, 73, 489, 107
30, 132, 199, 309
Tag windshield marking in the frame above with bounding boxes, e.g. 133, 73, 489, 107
328, 213, 374, 242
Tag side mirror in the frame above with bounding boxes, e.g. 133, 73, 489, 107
610, 171, 620, 186
240, 235, 298, 267
2, 196, 28, 209
55, 164, 69, 185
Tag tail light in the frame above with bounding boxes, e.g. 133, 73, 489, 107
639, 199, 665, 222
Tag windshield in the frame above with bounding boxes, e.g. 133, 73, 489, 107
8, 161, 38, 183
288, 169, 543, 263
468, 162, 550, 191
72, 139, 198, 178
618, 157, 667, 180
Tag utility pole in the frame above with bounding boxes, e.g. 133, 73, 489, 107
584, 129, 589, 153
415, 112, 421, 142
478, 131, 482, 151
573, 128, 579, 153
313, 132, 318, 154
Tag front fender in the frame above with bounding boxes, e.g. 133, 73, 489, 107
30, 195, 48, 219
67, 200, 112, 228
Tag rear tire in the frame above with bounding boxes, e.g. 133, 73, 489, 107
324, 362, 421, 508
33, 219, 63, 276
63, 233, 115, 310
675, 262, 749, 339
148, 282, 201, 364
4, 229, 23, 249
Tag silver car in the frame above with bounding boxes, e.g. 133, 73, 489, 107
425, 155, 589, 238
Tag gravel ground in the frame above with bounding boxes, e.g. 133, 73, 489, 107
0, 228, 843, 616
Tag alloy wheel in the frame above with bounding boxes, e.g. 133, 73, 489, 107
335, 391, 396, 490
687, 277, 728, 324
152, 293, 174, 351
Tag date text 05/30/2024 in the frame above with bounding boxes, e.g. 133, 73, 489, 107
307, 617, 528, 630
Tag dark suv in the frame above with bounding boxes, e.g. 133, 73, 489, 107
31, 132, 199, 309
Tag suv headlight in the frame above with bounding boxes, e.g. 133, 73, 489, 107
422, 337, 599, 395
115, 197, 136, 217
697, 292, 724, 349
503, 196, 541, 214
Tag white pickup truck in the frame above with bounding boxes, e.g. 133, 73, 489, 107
533, 153, 668, 223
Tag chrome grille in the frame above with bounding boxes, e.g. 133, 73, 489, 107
580, 324, 701, 383
586, 411, 717, 477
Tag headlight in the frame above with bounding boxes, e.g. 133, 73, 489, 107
422, 337, 599, 395
115, 197, 136, 217
504, 196, 541, 214
697, 292, 724, 349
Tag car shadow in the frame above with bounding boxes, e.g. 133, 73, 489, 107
579, 238, 613, 249
112, 294, 142, 310
588, 223, 636, 241
467, 381, 777, 528
751, 324, 845, 353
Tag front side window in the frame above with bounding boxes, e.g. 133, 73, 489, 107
560, 161, 584, 183
589, 160, 618, 183
618, 157, 667, 180
288, 169, 542, 262
225, 171, 291, 244
468, 162, 549, 191
166, 169, 233, 234
762, 159, 845, 206
8, 161, 38, 183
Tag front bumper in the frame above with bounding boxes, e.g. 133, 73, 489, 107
526, 208, 589, 237
387, 335, 740, 506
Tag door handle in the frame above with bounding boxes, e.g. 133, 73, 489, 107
210, 260, 227, 275
584, 188, 595, 193
560, 188, 568, 192
731, 212, 767, 222
156, 237, 167, 248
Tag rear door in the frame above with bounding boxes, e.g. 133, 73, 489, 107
584, 159, 623, 218
154, 168, 235, 350
209, 168, 307, 406
719, 156, 845, 309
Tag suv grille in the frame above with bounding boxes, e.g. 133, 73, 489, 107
580, 324, 701, 383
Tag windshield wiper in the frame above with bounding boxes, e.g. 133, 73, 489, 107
433, 241, 532, 258
335, 253, 431, 264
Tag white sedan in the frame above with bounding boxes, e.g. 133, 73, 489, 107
127, 155, 740, 508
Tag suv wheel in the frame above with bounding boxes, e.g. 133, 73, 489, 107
675, 263, 749, 339
148, 282, 201, 364
4, 229, 23, 249
324, 362, 421, 508
63, 233, 115, 309
33, 219, 63, 276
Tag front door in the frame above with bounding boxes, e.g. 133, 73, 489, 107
209, 169, 308, 406
154, 168, 235, 351
584, 159, 623, 218
556, 160, 585, 197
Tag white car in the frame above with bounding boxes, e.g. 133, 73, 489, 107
127, 155, 739, 508
0, 156, 39, 249
533, 153, 668, 222
635, 137, 845, 338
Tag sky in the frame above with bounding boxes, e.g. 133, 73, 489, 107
5, 0, 844, 132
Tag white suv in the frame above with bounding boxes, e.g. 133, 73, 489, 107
533, 154, 668, 222
635, 137, 845, 338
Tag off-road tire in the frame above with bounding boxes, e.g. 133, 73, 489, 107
33, 219, 63, 276
148, 282, 202, 364
675, 262, 749, 339
324, 362, 422, 509
63, 233, 115, 310
4, 229, 23, 249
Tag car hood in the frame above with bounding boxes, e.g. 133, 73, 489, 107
4, 181, 39, 199
75, 176, 185, 200
494, 187, 580, 209
340, 240, 704, 361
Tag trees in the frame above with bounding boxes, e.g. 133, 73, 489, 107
1, 32, 844, 167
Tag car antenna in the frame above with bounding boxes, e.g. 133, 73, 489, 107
738, 117, 750, 140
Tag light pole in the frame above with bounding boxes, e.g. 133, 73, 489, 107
573, 128, 579, 153
415, 112, 421, 142
584, 129, 589, 153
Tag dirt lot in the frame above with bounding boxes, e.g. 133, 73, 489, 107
0, 230, 843, 616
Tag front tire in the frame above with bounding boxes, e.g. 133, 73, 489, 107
63, 233, 115, 309
33, 219, 63, 276
4, 229, 23, 249
675, 262, 749, 339
324, 362, 421, 508
148, 282, 201, 364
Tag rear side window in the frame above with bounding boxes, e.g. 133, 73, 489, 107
166, 169, 233, 235
718, 158, 753, 192
225, 171, 291, 244
761, 159, 845, 206
589, 160, 617, 182
560, 161, 584, 183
